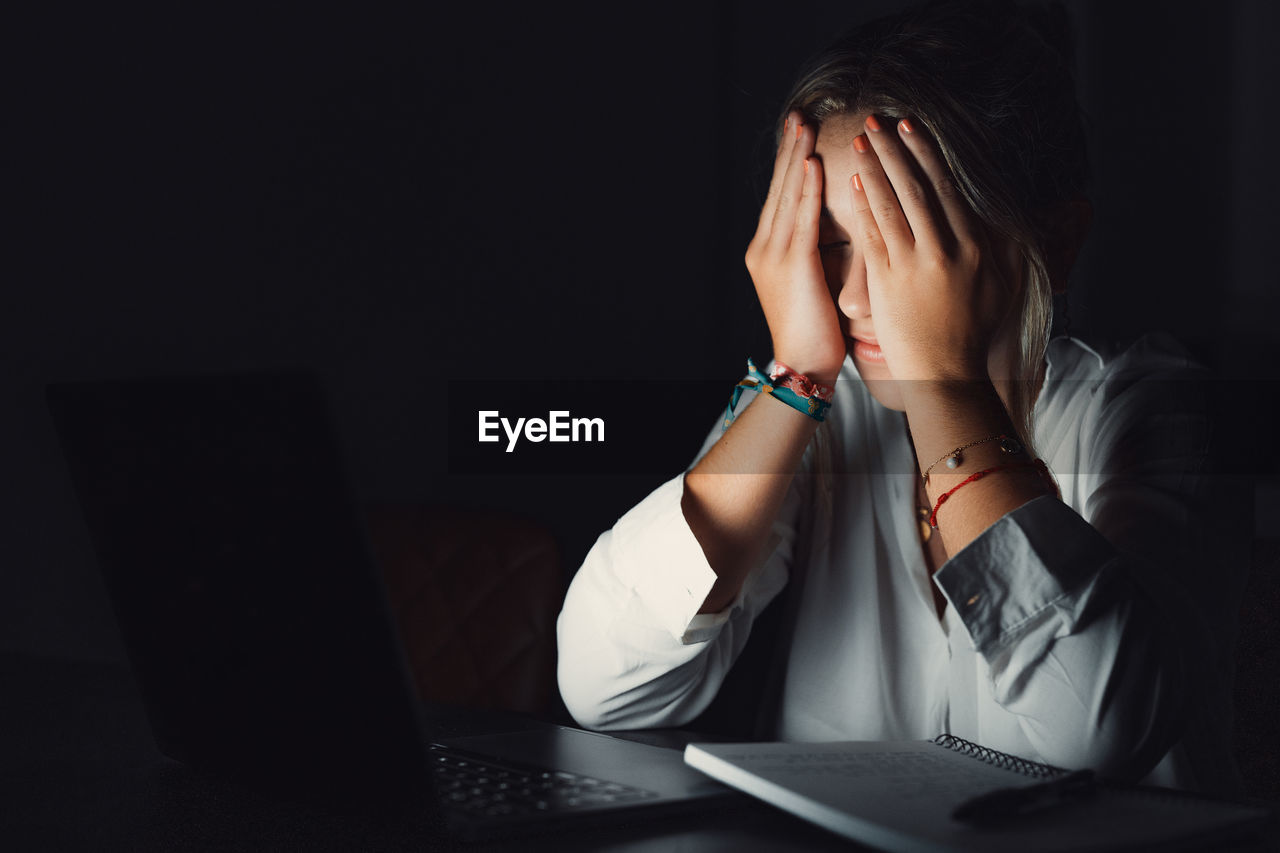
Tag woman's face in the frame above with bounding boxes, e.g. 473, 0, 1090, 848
812, 112, 1023, 413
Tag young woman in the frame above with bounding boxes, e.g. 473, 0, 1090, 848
556, 0, 1245, 793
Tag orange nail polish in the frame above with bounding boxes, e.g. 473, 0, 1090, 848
899, 118, 915, 134
865, 114, 882, 132
803, 158, 810, 174
853, 134, 869, 153
852, 173, 864, 192
796, 120, 802, 140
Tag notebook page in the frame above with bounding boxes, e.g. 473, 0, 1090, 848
685, 740, 1269, 853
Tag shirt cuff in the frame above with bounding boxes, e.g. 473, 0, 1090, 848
681, 607, 735, 644
609, 473, 725, 644
935, 495, 1122, 655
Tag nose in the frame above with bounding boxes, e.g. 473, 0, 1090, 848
836, 258, 871, 321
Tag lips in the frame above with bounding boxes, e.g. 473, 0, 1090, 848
849, 336, 886, 363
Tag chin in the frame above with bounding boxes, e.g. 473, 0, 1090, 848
860, 377, 907, 412
852, 362, 907, 412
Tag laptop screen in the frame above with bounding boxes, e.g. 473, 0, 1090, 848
47, 372, 427, 784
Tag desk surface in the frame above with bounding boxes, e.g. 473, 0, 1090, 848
2, 653, 1274, 852
1, 653, 858, 851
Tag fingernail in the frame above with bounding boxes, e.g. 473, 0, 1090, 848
852, 134, 869, 154
852, 173, 863, 192
899, 118, 915, 134
865, 114, 882, 132
783, 117, 789, 134
796, 120, 803, 140
803, 158, 810, 174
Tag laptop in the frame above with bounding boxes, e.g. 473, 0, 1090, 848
45, 370, 732, 839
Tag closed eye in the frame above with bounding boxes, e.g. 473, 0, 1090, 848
819, 240, 850, 252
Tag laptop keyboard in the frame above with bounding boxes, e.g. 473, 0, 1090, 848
428, 743, 660, 820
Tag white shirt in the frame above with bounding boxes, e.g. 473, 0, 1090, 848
556, 335, 1247, 792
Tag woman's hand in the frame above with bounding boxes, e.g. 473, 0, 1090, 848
847, 115, 1018, 383
744, 112, 847, 386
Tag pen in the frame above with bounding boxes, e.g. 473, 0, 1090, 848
951, 768, 1097, 825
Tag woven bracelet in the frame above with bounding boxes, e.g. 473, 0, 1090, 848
722, 357, 831, 430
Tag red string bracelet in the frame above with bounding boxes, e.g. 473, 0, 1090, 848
929, 459, 1059, 530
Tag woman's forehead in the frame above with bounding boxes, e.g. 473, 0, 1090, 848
813, 113, 871, 222
813, 112, 874, 160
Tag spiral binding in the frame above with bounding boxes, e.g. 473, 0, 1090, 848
931, 733, 1067, 779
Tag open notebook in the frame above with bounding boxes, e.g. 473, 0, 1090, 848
685, 735, 1271, 853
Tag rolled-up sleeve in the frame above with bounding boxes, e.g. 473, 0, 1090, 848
556, 399, 800, 730
937, 496, 1120, 654
556, 474, 796, 730
935, 336, 1245, 784
936, 497, 1179, 777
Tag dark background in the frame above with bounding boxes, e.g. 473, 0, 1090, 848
8, 0, 1279, 672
